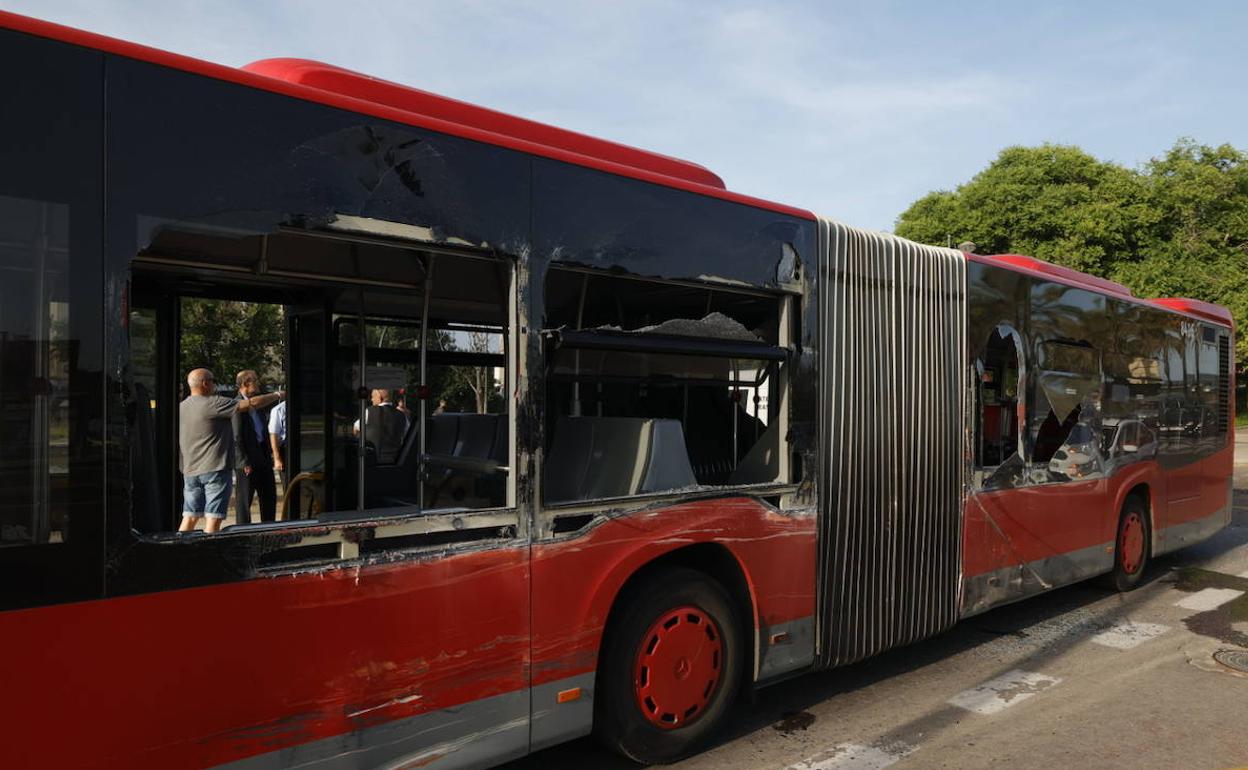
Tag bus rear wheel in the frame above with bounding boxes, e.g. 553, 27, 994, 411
1107, 496, 1150, 592
595, 567, 742, 764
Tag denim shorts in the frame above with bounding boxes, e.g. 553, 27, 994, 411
183, 469, 233, 519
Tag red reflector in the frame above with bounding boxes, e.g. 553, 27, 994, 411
556, 687, 581, 704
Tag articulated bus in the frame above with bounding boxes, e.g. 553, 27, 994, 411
0, 11, 1236, 769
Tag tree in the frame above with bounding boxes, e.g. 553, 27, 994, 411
180, 299, 284, 390
441, 332, 496, 414
895, 140, 1248, 371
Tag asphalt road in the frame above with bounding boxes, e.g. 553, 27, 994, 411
505, 437, 1248, 770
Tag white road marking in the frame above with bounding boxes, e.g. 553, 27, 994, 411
1175, 588, 1244, 612
947, 669, 1061, 715
1089, 622, 1171, 649
785, 742, 915, 770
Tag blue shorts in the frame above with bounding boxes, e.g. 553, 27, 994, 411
182, 469, 233, 519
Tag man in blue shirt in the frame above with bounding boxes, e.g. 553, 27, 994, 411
268, 399, 289, 494
233, 370, 280, 524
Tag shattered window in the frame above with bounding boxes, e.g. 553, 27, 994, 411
976, 326, 1023, 488
128, 223, 513, 534
541, 269, 789, 504
1031, 340, 1103, 480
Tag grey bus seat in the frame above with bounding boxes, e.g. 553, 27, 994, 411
364, 404, 409, 465
544, 417, 696, 503
454, 414, 500, 462
727, 419, 780, 485
490, 414, 508, 465
426, 414, 460, 456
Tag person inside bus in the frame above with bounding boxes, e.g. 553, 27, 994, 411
268, 398, 288, 493
177, 368, 283, 533
353, 388, 409, 465
233, 370, 280, 524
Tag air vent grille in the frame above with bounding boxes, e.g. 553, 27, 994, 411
1218, 334, 1231, 436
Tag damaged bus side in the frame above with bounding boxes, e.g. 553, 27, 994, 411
0, 13, 818, 769
0, 10, 1235, 770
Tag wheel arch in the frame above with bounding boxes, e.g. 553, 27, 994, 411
1116, 479, 1155, 554
595, 543, 760, 695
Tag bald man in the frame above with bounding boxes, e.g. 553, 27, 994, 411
178, 368, 283, 533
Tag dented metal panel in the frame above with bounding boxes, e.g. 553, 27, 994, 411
815, 218, 967, 668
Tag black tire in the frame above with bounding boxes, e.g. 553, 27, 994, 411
594, 567, 742, 765
1106, 495, 1150, 592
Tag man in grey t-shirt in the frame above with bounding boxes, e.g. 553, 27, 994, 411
178, 368, 283, 533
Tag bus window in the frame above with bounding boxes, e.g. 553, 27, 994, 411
0, 197, 74, 546
540, 269, 789, 506
128, 224, 514, 534
976, 325, 1023, 489
1032, 340, 1104, 482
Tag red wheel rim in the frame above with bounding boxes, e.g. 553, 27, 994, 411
1120, 512, 1145, 575
633, 605, 724, 730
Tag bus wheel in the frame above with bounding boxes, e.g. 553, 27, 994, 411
595, 567, 742, 764
1108, 496, 1150, 592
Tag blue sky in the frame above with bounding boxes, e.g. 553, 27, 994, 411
4, 1, 1244, 231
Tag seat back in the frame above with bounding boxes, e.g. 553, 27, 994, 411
544, 417, 696, 503
426, 413, 460, 456
455, 414, 500, 461
364, 404, 408, 465
726, 419, 780, 486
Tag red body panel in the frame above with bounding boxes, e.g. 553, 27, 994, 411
962, 444, 1234, 579
0, 500, 814, 769
0, 546, 530, 769
531, 499, 817, 686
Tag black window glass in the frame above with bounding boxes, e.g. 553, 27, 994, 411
0, 30, 105, 607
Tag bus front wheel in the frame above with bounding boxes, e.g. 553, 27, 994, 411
1106, 496, 1150, 592
595, 567, 742, 764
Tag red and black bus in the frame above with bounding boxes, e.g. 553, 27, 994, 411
0, 11, 1235, 769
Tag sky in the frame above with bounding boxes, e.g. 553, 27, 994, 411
4, 0, 1245, 232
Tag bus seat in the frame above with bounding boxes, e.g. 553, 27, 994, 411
638, 419, 698, 494
490, 414, 509, 465
726, 419, 780, 486
544, 417, 696, 503
426, 414, 460, 456
455, 414, 499, 461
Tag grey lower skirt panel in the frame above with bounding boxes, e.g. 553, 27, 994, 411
961, 502, 1233, 617
961, 541, 1112, 618
815, 218, 968, 668
212, 674, 598, 770
1156, 489, 1234, 556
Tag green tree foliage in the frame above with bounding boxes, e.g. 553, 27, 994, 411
896, 140, 1248, 370
180, 299, 284, 390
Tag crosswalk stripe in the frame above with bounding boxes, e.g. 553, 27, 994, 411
1175, 588, 1243, 611
1090, 622, 1170, 649
785, 742, 916, 770
947, 669, 1061, 715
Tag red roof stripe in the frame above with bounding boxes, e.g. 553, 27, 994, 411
241, 58, 727, 191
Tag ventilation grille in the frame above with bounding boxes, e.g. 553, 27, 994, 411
815, 219, 967, 669
1218, 334, 1231, 435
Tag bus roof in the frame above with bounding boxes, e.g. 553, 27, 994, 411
0, 9, 1234, 329
970, 252, 1234, 328
0, 9, 815, 221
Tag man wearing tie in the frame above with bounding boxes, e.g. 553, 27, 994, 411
233, 370, 280, 523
